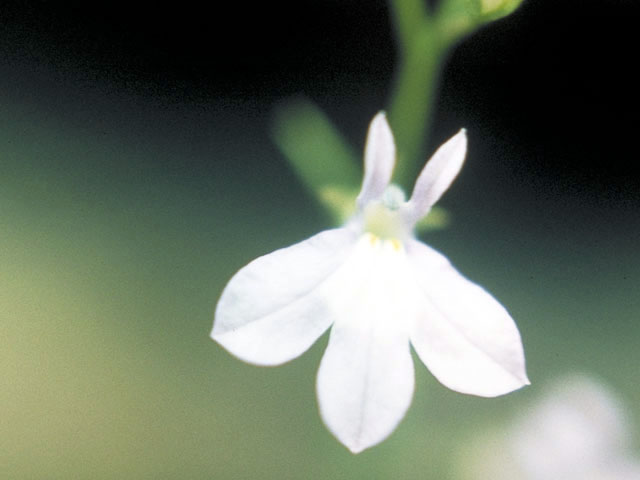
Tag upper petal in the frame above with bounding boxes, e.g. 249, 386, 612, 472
212, 227, 358, 366
405, 239, 529, 397
404, 129, 467, 224
316, 235, 415, 453
356, 112, 396, 209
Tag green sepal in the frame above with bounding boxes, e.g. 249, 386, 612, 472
415, 206, 451, 233
437, 0, 524, 41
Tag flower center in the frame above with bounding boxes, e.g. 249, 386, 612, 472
363, 185, 409, 242
381, 184, 405, 211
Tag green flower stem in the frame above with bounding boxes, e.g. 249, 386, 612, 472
387, 0, 523, 189
387, 0, 429, 54
388, 22, 446, 190
387, 0, 471, 191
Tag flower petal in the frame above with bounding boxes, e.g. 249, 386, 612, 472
404, 129, 467, 223
212, 227, 358, 366
356, 112, 396, 209
406, 239, 529, 397
316, 235, 414, 453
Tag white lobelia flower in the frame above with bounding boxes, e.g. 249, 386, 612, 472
459, 375, 640, 480
212, 112, 529, 453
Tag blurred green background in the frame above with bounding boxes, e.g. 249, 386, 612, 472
2, 1, 639, 478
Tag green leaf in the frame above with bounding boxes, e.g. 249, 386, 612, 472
318, 185, 359, 224
270, 97, 361, 196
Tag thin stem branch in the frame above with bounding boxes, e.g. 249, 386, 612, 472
387, 0, 429, 55
387, 20, 446, 190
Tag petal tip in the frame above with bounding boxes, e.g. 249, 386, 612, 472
210, 314, 227, 341
453, 128, 468, 146
347, 443, 366, 454
373, 110, 387, 120
369, 111, 392, 137
210, 328, 222, 343
357, 112, 396, 206
513, 366, 532, 389
489, 372, 532, 397
405, 127, 468, 220
338, 435, 374, 454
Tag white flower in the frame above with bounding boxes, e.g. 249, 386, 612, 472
212, 113, 529, 453
460, 375, 640, 480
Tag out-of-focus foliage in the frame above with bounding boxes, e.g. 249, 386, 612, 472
270, 98, 360, 217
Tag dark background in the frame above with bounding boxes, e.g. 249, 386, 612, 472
2, 0, 638, 199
